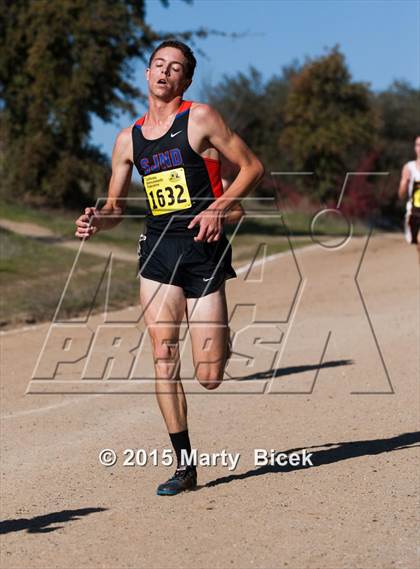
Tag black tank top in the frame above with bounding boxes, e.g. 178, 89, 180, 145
132, 100, 223, 235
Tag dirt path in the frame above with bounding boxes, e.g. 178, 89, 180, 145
1, 231, 419, 569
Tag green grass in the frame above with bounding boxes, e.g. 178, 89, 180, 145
0, 198, 147, 244
0, 200, 77, 236
227, 209, 368, 237
0, 228, 139, 328
1, 227, 95, 279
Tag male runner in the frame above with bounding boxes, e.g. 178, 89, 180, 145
398, 135, 420, 263
75, 40, 264, 495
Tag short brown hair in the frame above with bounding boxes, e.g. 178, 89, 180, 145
148, 40, 197, 81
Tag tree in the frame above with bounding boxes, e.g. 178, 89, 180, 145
374, 80, 420, 170
203, 67, 267, 145
200, 50, 418, 219
203, 64, 299, 197
0, 0, 191, 206
279, 47, 378, 202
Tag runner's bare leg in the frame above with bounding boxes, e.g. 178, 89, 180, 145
187, 283, 230, 389
140, 276, 188, 433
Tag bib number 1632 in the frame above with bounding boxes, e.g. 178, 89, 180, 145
143, 167, 192, 216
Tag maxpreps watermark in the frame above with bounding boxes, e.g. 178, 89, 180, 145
27, 191, 394, 397
99, 448, 313, 470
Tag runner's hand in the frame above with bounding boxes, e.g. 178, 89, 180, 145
75, 207, 100, 240
187, 206, 224, 242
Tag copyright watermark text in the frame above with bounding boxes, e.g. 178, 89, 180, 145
99, 447, 313, 470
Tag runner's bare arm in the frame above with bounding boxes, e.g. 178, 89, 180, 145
398, 163, 410, 200
75, 128, 133, 239
221, 159, 245, 224
223, 200, 245, 224
188, 104, 264, 241
195, 104, 264, 209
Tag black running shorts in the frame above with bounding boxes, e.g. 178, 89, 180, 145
136, 230, 237, 298
405, 213, 420, 244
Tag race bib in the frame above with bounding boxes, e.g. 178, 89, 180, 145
412, 181, 420, 209
143, 167, 192, 216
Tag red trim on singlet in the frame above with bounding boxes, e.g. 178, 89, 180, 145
176, 100, 192, 115
135, 115, 146, 126
203, 157, 223, 198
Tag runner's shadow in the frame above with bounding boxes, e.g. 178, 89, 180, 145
0, 507, 107, 535
203, 431, 420, 489
236, 359, 353, 381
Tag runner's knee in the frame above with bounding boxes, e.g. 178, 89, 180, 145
196, 366, 223, 390
151, 338, 180, 377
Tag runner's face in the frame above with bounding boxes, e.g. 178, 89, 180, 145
415, 137, 420, 160
146, 47, 191, 99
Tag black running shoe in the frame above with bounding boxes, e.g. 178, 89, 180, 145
156, 468, 197, 496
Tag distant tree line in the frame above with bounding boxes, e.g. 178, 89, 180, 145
205, 48, 419, 222
1, 1, 418, 223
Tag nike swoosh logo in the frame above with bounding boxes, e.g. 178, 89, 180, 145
203, 277, 215, 282
170, 130, 182, 138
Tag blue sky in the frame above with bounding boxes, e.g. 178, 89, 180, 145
92, 0, 420, 159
